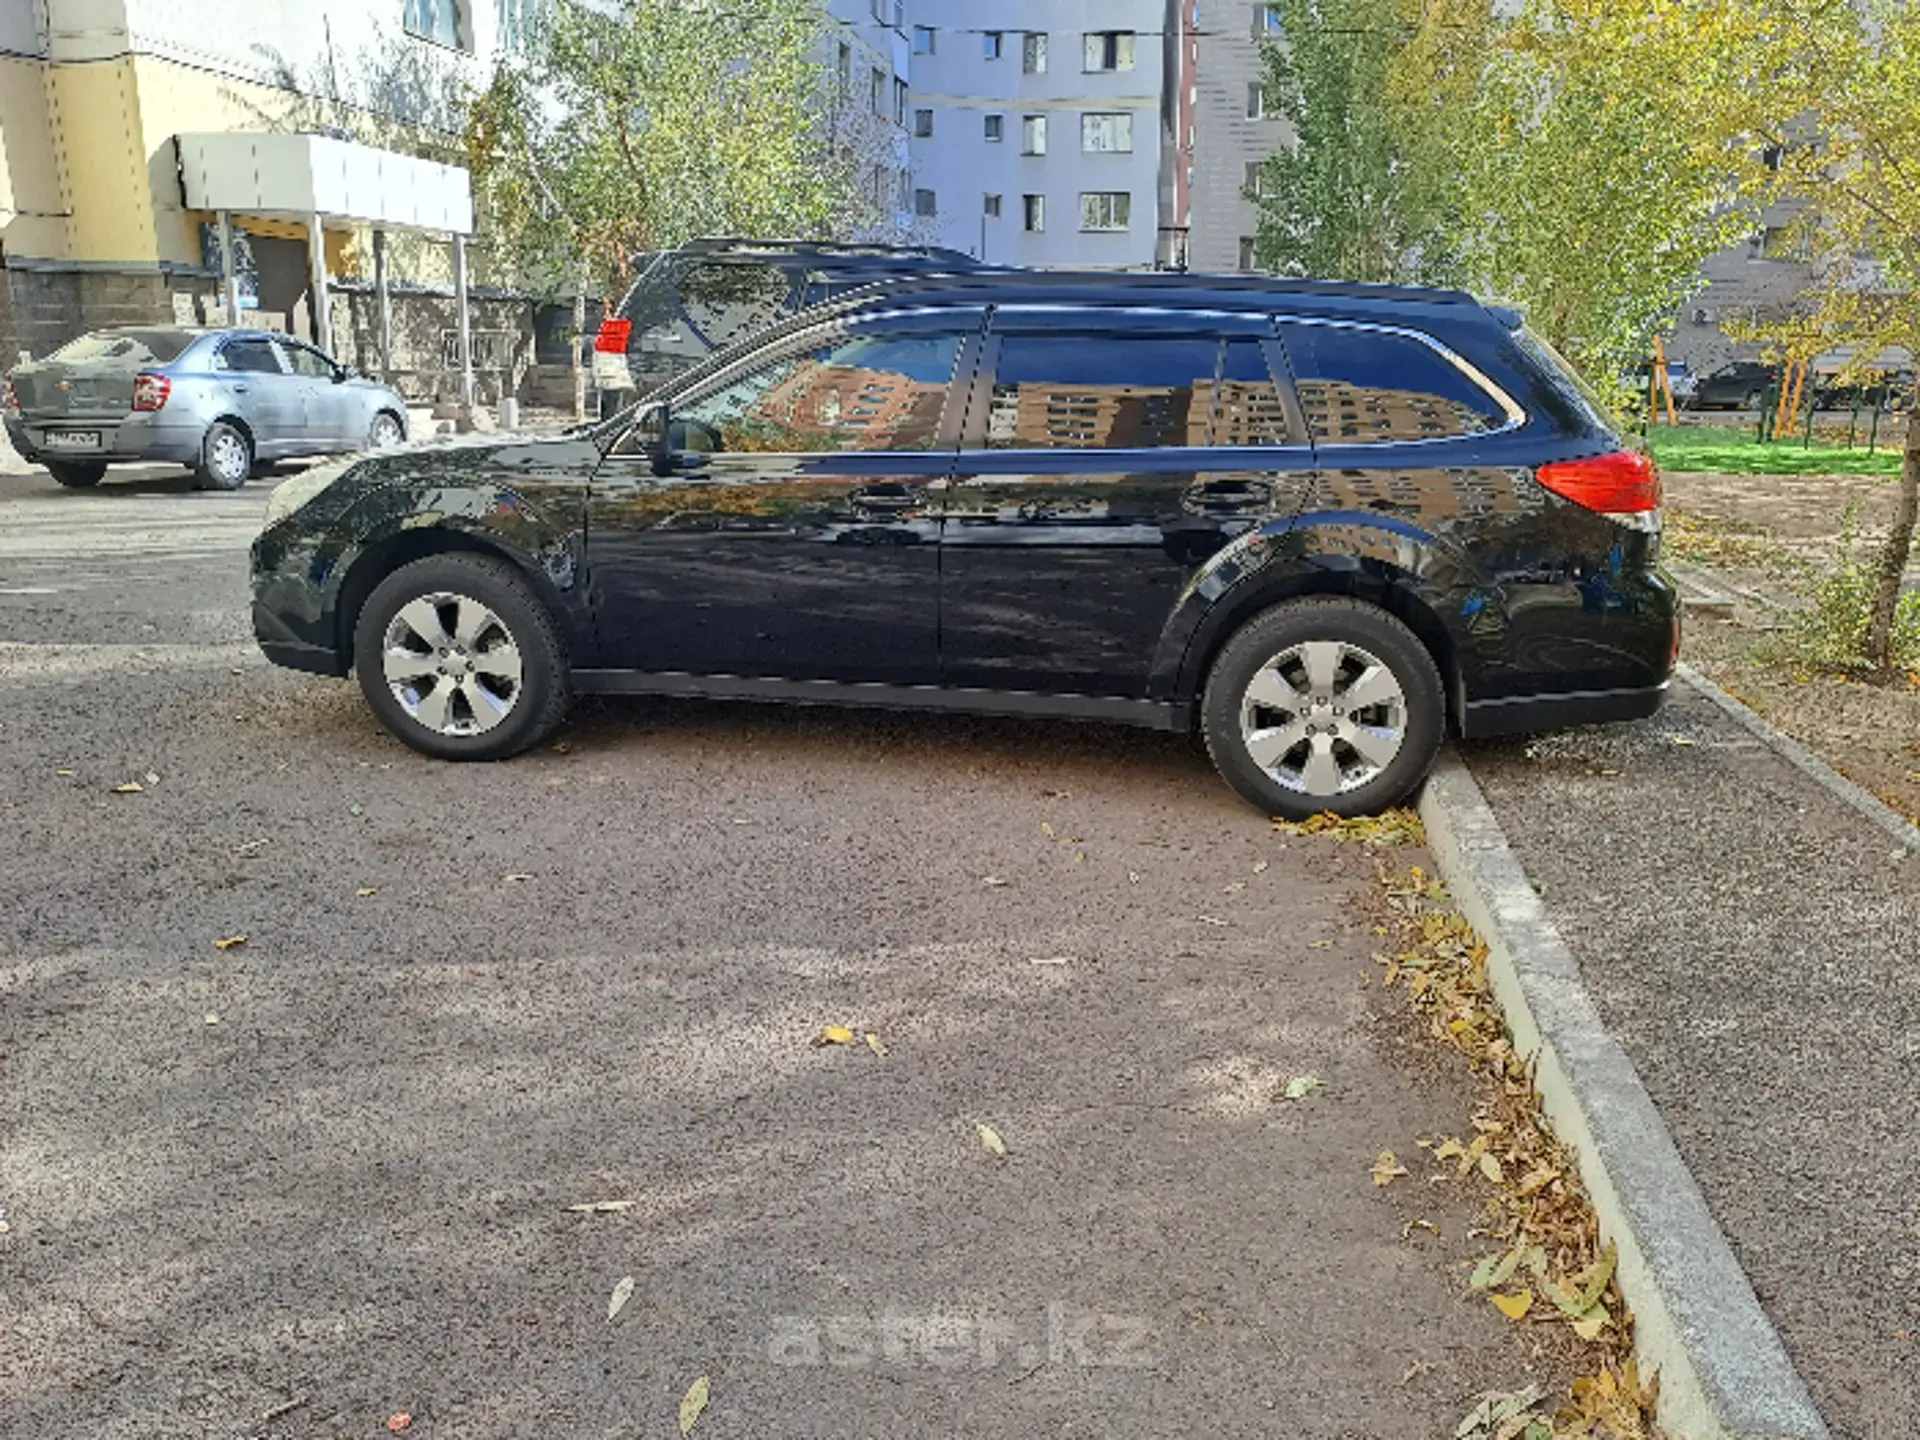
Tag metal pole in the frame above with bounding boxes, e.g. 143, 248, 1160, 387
217, 209, 241, 322
452, 233, 475, 413
307, 213, 332, 353
373, 228, 393, 384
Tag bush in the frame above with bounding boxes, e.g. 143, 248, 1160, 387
1775, 506, 1920, 670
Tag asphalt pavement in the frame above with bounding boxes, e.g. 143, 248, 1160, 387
1465, 698, 1920, 1440
0, 460, 1574, 1438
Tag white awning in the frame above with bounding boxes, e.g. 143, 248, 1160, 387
176, 131, 473, 236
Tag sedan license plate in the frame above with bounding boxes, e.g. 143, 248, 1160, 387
44, 430, 103, 450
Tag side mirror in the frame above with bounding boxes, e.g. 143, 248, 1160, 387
332, 366, 350, 384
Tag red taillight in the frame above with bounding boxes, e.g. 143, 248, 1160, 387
1, 374, 16, 415
132, 372, 171, 413
1537, 449, 1661, 515
594, 318, 633, 354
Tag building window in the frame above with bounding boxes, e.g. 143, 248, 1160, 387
1244, 162, 1265, 198
1253, 3, 1283, 35
1023, 31, 1048, 74
984, 113, 1004, 142
915, 188, 938, 217
913, 24, 935, 53
403, 0, 462, 47
914, 108, 934, 138
871, 67, 885, 115
984, 30, 1003, 59
837, 41, 852, 93
1081, 112, 1134, 153
1247, 83, 1271, 119
985, 193, 1003, 217
1238, 236, 1258, 271
497, 0, 545, 53
1080, 192, 1131, 231
1083, 31, 1135, 72
1023, 194, 1046, 232
1021, 115, 1047, 155
894, 77, 908, 125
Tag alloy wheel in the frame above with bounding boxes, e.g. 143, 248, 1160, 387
208, 430, 250, 485
1238, 640, 1409, 798
381, 592, 524, 736
369, 414, 403, 449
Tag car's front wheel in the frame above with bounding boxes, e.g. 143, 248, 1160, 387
1201, 598, 1445, 820
352, 553, 572, 760
46, 460, 106, 488
367, 411, 404, 450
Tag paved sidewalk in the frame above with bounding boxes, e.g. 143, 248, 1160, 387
1464, 681, 1920, 1440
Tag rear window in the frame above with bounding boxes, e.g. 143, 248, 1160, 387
49, 330, 195, 365
1511, 325, 1618, 434
1279, 322, 1508, 444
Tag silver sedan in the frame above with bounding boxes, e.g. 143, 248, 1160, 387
2, 327, 409, 490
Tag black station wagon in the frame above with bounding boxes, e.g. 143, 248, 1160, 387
251, 271, 1678, 818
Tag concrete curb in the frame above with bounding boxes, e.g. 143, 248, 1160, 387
1418, 753, 1830, 1440
1676, 661, 1920, 853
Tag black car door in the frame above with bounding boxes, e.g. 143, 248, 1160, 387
938, 308, 1314, 699
584, 309, 984, 684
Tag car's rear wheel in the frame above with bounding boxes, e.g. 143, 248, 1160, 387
47, 460, 106, 488
1201, 598, 1444, 819
195, 421, 252, 490
367, 411, 404, 450
1743, 388, 1766, 411
352, 553, 572, 760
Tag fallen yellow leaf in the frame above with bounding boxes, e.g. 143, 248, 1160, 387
1371, 1151, 1409, 1187
111, 781, 144, 794
213, 935, 247, 951
1491, 1289, 1533, 1321
355, 887, 379, 897
976, 1122, 1007, 1157
678, 1375, 710, 1435
817, 1026, 854, 1047
864, 1032, 888, 1057
1478, 1151, 1505, 1184
607, 1275, 635, 1323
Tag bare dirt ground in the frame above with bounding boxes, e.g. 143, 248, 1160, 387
1663, 470, 1920, 825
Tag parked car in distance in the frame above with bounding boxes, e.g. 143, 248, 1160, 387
1811, 369, 1915, 412
252, 269, 1677, 819
1685, 359, 1778, 411
2, 327, 408, 489
1626, 358, 1695, 406
594, 238, 985, 399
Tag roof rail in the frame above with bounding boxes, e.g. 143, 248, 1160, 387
840, 269, 1478, 306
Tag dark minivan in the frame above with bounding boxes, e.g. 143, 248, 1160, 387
251, 271, 1677, 818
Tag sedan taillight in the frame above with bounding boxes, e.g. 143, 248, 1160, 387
1537, 450, 1661, 516
132, 372, 172, 412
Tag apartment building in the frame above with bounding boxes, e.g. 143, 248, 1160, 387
904, 0, 1169, 268
823, 0, 913, 239
1183, 0, 1289, 274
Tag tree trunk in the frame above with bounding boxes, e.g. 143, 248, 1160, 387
1865, 406, 1920, 670
570, 259, 588, 424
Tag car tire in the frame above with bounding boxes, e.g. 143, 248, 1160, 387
1743, 389, 1766, 411
352, 553, 572, 761
195, 421, 253, 490
47, 460, 106, 488
367, 411, 405, 450
1201, 598, 1445, 820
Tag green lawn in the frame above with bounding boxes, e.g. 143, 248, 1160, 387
1647, 424, 1904, 477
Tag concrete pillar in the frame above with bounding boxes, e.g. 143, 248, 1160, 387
452, 232, 474, 412
373, 228, 394, 383
217, 210, 241, 323
307, 213, 332, 354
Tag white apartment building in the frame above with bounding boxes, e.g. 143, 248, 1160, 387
904, 0, 1168, 268
823, 0, 914, 240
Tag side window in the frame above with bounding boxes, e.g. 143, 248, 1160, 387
673, 330, 964, 455
282, 344, 335, 379
1207, 339, 1292, 446
678, 262, 791, 351
1279, 322, 1506, 443
220, 339, 283, 375
984, 334, 1221, 450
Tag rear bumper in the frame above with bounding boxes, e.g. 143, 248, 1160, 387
5, 413, 204, 465
1460, 679, 1669, 739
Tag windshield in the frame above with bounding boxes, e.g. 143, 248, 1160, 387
49, 330, 196, 365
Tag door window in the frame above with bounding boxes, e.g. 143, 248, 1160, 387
219, 339, 284, 374
671, 330, 963, 455
281, 343, 336, 380
1279, 322, 1506, 443
983, 334, 1222, 450
1208, 339, 1292, 446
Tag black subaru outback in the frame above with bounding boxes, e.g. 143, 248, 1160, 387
251, 270, 1677, 819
